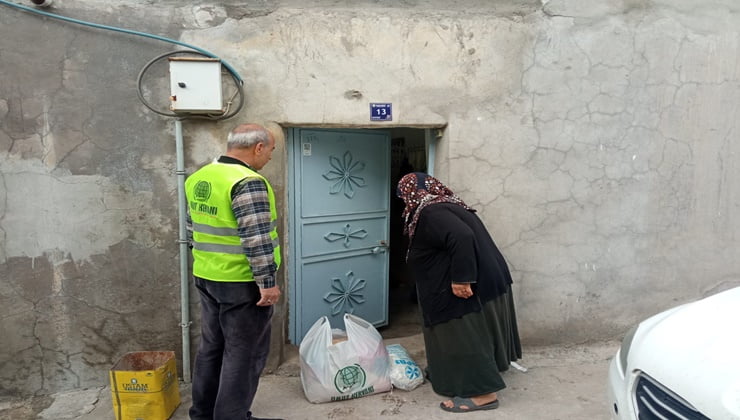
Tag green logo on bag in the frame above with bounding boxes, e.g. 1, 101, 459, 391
333, 364, 366, 393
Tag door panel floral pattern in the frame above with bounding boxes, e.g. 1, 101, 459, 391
322, 150, 366, 199
323, 271, 367, 315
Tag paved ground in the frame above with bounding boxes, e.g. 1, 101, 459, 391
0, 334, 619, 420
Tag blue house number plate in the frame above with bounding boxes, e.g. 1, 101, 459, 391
370, 103, 392, 121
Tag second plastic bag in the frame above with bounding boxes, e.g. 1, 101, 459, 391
386, 343, 424, 391
299, 313, 392, 403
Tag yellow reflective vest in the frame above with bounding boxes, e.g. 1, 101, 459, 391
185, 161, 281, 282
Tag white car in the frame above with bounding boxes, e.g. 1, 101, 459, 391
608, 286, 740, 420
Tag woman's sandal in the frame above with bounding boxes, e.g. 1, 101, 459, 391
439, 396, 500, 413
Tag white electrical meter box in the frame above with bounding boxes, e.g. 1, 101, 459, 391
168, 57, 223, 113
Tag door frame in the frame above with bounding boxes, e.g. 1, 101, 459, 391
286, 127, 438, 344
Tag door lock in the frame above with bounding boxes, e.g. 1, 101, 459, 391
372, 240, 389, 254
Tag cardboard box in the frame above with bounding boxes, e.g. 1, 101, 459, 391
110, 351, 181, 420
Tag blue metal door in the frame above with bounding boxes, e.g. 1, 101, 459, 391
289, 128, 390, 343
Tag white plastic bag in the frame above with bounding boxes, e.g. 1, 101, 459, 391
299, 314, 392, 403
386, 343, 424, 391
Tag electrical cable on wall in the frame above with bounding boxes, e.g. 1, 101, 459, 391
0, 0, 245, 121
137, 50, 245, 121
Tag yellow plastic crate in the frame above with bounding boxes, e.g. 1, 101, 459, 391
110, 351, 181, 420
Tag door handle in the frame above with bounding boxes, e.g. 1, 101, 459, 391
371, 240, 389, 254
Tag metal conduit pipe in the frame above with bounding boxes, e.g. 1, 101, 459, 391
175, 119, 192, 382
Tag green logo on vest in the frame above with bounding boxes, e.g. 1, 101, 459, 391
193, 181, 212, 202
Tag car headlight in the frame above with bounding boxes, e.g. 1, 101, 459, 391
619, 324, 639, 375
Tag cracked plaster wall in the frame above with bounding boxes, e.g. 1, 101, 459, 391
1, 0, 739, 396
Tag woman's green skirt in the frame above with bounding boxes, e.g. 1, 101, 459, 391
422, 286, 521, 398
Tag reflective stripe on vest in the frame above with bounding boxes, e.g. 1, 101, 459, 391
185, 162, 281, 282
191, 221, 280, 254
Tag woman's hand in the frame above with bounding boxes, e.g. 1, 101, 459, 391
451, 282, 473, 299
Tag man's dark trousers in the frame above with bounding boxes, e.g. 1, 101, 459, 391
189, 277, 272, 420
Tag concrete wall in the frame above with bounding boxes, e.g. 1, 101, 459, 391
1, 0, 739, 396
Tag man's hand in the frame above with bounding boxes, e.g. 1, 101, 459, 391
451, 282, 473, 299
256, 285, 281, 306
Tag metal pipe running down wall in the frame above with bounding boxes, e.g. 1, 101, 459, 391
175, 119, 192, 382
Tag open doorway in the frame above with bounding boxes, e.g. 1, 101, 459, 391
379, 128, 428, 339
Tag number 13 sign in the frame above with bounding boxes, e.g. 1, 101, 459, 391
370, 103, 392, 121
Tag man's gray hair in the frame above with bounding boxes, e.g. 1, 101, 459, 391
227, 126, 270, 150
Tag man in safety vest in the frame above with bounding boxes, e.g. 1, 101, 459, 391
186, 123, 282, 420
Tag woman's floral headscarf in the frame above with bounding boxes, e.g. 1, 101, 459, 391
396, 172, 473, 241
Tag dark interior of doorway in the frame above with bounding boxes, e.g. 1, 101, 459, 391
378, 127, 427, 339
